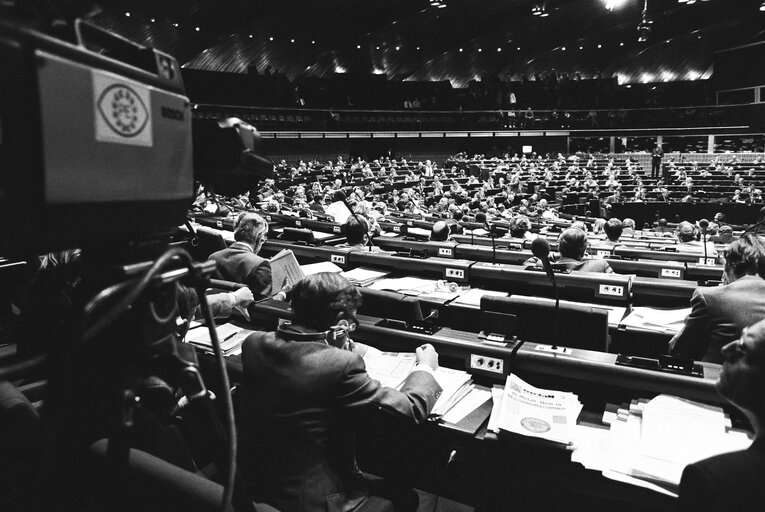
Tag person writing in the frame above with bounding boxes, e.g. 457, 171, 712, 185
238, 273, 442, 512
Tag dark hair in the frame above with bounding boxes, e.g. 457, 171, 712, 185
509, 215, 531, 238
234, 212, 268, 244
725, 234, 765, 279
604, 218, 623, 242
290, 273, 362, 331
343, 216, 369, 245
558, 228, 587, 260
332, 190, 347, 202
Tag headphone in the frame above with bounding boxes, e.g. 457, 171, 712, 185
277, 320, 353, 348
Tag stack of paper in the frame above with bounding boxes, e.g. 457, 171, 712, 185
619, 307, 690, 333
571, 394, 753, 497
300, 261, 343, 276
341, 267, 391, 287
453, 288, 508, 307
185, 323, 252, 356
493, 374, 583, 445
362, 347, 474, 418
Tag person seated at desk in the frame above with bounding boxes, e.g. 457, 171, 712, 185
676, 221, 718, 257
238, 273, 442, 512
325, 190, 353, 224
678, 318, 765, 512
602, 218, 624, 246
711, 225, 735, 244
338, 215, 380, 251
508, 214, 535, 240
622, 217, 636, 237
670, 234, 765, 363
208, 212, 273, 300
653, 218, 673, 236
524, 228, 613, 273
430, 220, 452, 242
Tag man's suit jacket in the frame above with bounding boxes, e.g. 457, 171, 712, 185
239, 330, 442, 512
677, 439, 765, 512
670, 275, 765, 363
208, 242, 272, 299
553, 257, 613, 273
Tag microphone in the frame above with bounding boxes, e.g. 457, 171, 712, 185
699, 218, 709, 264
530, 237, 560, 350
480, 215, 498, 265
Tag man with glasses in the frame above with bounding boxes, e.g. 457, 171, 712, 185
677, 319, 765, 511
238, 272, 441, 512
670, 234, 765, 363
208, 212, 273, 300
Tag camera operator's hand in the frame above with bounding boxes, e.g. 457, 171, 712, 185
230, 287, 254, 308
415, 343, 439, 372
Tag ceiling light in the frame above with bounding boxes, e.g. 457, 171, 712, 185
603, 0, 628, 10
290, 39, 295, 43
478, 48, 482, 52
125, 12, 130, 17
497, 47, 502, 52
459, 48, 463, 52
173, 23, 179, 28
150, 18, 155, 23
561, 46, 566, 51
395, 46, 400, 50
269, 36, 274, 41
249, 34, 253, 38
620, 42, 624, 46
416, 46, 420, 50
597, 43, 602, 48
579, 46, 583, 50
195, 27, 200, 32
376, 46, 380, 50
356, 44, 361, 49
760, 1, 765, 11
516, 47, 521, 50
312, 40, 316, 44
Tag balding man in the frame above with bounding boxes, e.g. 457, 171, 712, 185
677, 318, 765, 512
209, 212, 272, 300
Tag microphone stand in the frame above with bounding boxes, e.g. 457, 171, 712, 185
485, 221, 497, 265
541, 256, 560, 351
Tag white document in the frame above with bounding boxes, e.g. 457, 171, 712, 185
367, 276, 440, 295
620, 307, 690, 332
270, 249, 305, 291
431, 367, 474, 416
300, 261, 343, 276
362, 347, 416, 390
441, 388, 492, 424
341, 267, 390, 285
498, 374, 582, 445
453, 288, 508, 307
487, 386, 505, 433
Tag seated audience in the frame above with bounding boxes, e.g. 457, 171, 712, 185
238, 273, 442, 512
622, 218, 636, 237
677, 317, 765, 512
508, 214, 534, 240
670, 234, 765, 363
325, 190, 353, 224
711, 225, 735, 244
208, 212, 272, 300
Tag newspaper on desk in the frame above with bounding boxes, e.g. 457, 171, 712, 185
270, 249, 304, 291
495, 374, 583, 445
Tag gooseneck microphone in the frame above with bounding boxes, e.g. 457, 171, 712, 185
699, 218, 709, 264
531, 237, 560, 350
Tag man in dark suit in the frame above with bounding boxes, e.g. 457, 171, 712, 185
651, 144, 664, 179
670, 234, 765, 363
208, 212, 272, 300
677, 318, 765, 512
239, 273, 442, 512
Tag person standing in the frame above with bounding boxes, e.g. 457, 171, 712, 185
651, 144, 664, 180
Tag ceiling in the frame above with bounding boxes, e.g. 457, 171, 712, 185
24, 0, 765, 86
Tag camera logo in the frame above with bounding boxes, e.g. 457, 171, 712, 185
97, 84, 150, 138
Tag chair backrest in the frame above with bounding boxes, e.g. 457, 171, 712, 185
190, 226, 228, 261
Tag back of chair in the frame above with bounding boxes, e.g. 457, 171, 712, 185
190, 227, 228, 261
